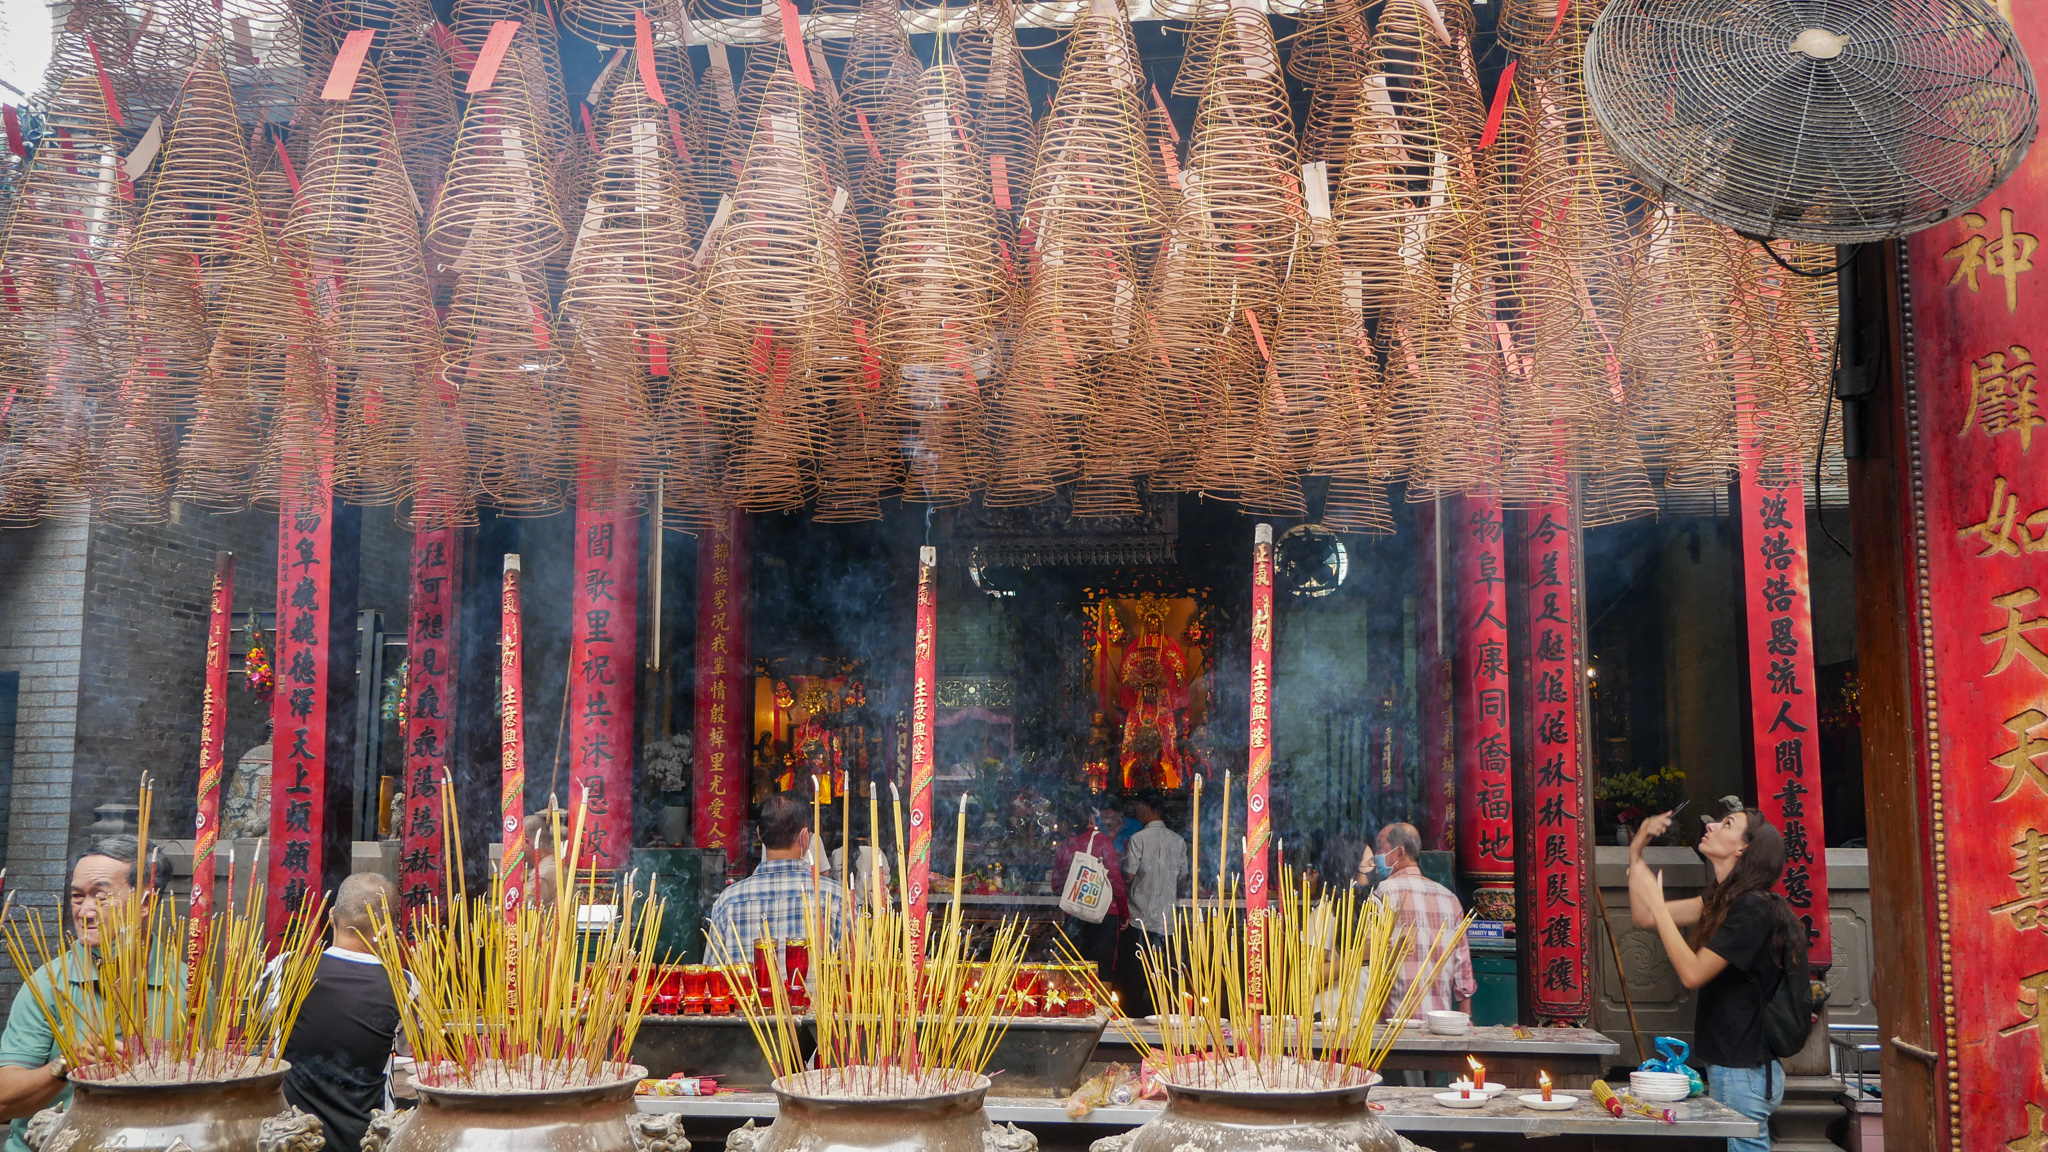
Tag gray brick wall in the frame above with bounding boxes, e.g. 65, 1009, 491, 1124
71, 504, 278, 859
0, 517, 91, 1000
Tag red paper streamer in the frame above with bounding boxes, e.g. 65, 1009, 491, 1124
1480, 60, 1518, 150
400, 527, 461, 915
266, 430, 334, 943
1522, 494, 1591, 1025
777, 0, 815, 90
1453, 494, 1516, 919
568, 474, 639, 871
84, 36, 124, 126
321, 29, 378, 101
186, 551, 233, 970
1246, 524, 1276, 1012
907, 547, 938, 964
693, 510, 752, 874
466, 20, 523, 94
500, 554, 527, 920
634, 11, 668, 106
990, 154, 1011, 211
2, 107, 22, 158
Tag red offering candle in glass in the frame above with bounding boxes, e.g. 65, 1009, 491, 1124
707, 966, 734, 1015
681, 964, 710, 1015
754, 940, 779, 1005
784, 939, 812, 1011
1013, 966, 1045, 1017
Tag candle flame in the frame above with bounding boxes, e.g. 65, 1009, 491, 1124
1467, 1055, 1485, 1084
1539, 1071, 1552, 1089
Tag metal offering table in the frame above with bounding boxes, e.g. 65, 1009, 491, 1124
1094, 1025, 1620, 1088
637, 1087, 1755, 1150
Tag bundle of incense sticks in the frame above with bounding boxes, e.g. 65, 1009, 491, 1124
0, 781, 328, 1082
365, 784, 665, 1091
1068, 774, 1471, 1092
714, 787, 1030, 1096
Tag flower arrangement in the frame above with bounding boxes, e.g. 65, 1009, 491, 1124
1594, 766, 1687, 833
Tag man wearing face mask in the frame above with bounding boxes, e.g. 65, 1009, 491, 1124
1369, 823, 1474, 1017
0, 837, 156, 1152
1053, 803, 1129, 982
706, 791, 845, 960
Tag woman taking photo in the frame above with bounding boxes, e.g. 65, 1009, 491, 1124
1627, 807, 1805, 1152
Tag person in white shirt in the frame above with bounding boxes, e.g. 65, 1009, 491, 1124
1118, 791, 1189, 1016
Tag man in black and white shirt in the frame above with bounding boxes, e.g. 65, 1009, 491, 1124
280, 873, 409, 1152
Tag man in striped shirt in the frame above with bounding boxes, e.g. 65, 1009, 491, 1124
707, 792, 845, 961
1372, 822, 1475, 1016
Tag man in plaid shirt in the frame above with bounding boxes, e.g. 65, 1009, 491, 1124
1371, 822, 1475, 1015
707, 792, 845, 961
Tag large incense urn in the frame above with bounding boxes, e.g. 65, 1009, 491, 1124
1092, 1078, 1403, 1152
367, 1064, 688, 1152
726, 1071, 1036, 1152
23, 1061, 321, 1152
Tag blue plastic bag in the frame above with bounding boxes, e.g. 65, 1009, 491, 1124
1639, 1037, 1706, 1097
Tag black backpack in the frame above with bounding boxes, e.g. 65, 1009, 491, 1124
1752, 910, 1819, 1060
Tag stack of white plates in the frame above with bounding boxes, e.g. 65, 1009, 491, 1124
1629, 1071, 1693, 1103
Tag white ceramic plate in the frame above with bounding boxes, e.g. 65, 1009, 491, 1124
1433, 1091, 1488, 1109
1518, 1094, 1578, 1111
1631, 1084, 1692, 1103
1449, 1081, 1507, 1098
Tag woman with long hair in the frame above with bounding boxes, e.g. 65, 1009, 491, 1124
1628, 807, 1805, 1152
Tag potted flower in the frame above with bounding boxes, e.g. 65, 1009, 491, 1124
1594, 767, 1687, 845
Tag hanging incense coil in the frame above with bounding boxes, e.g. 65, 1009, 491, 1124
450, 0, 526, 78
1165, 4, 1299, 318
335, 153, 441, 506
1622, 205, 1736, 491
443, 261, 566, 515
286, 62, 400, 255
1285, 0, 1369, 90
957, 0, 1038, 205
983, 372, 1077, 507
650, 43, 712, 242
175, 278, 306, 509
562, 76, 700, 367
562, 0, 690, 47
381, 0, 462, 205
871, 67, 1004, 393
428, 41, 564, 271
813, 386, 902, 522
723, 333, 829, 512
1497, 0, 1601, 80
1332, 0, 1481, 310
899, 392, 992, 507
0, 77, 139, 323
1171, 18, 1226, 100
1029, 12, 1161, 250
562, 335, 659, 497
130, 54, 266, 293
702, 69, 851, 346
1308, 324, 1396, 535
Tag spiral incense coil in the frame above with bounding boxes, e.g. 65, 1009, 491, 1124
1306, 319, 1388, 473
1332, 0, 1478, 304
380, 0, 461, 205
450, 0, 525, 76
335, 159, 440, 505
1284, 0, 1368, 89
0, 77, 138, 321
1266, 243, 1355, 451
813, 388, 902, 522
984, 376, 1077, 506
563, 77, 700, 367
1077, 354, 1168, 483
836, 0, 917, 189
130, 54, 266, 293
1169, 4, 1299, 316
1497, 0, 1601, 80
702, 70, 851, 345
899, 397, 992, 507
1623, 206, 1736, 488
286, 63, 400, 255
562, 0, 689, 47
443, 262, 566, 515
1030, 14, 1162, 248
1172, 18, 1226, 100
871, 67, 1004, 389
649, 45, 712, 242
697, 66, 741, 201
724, 336, 830, 513
428, 42, 564, 272
957, 0, 1039, 203
562, 336, 658, 497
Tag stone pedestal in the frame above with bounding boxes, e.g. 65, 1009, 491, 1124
1773, 1009, 1846, 1151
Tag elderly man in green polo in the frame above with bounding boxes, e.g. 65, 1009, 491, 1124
0, 837, 143, 1152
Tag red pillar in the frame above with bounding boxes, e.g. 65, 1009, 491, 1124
400, 527, 461, 914
1520, 493, 1592, 1026
568, 477, 639, 871
693, 509, 751, 874
1454, 495, 1515, 922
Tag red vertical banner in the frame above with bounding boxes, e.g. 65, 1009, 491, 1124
500, 554, 527, 921
1417, 500, 1455, 852
267, 444, 334, 942
1522, 496, 1591, 1025
568, 480, 639, 871
400, 528, 461, 915
1902, 20, 2048, 1142
1455, 495, 1515, 922
188, 550, 233, 964
1736, 408, 1832, 968
693, 510, 750, 873
1246, 524, 1275, 1014
907, 547, 937, 962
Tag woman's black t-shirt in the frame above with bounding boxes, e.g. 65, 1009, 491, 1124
1693, 891, 1784, 1068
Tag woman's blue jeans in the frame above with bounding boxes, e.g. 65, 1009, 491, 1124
1707, 1062, 1782, 1152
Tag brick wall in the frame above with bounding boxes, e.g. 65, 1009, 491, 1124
71, 506, 278, 856
0, 517, 90, 996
